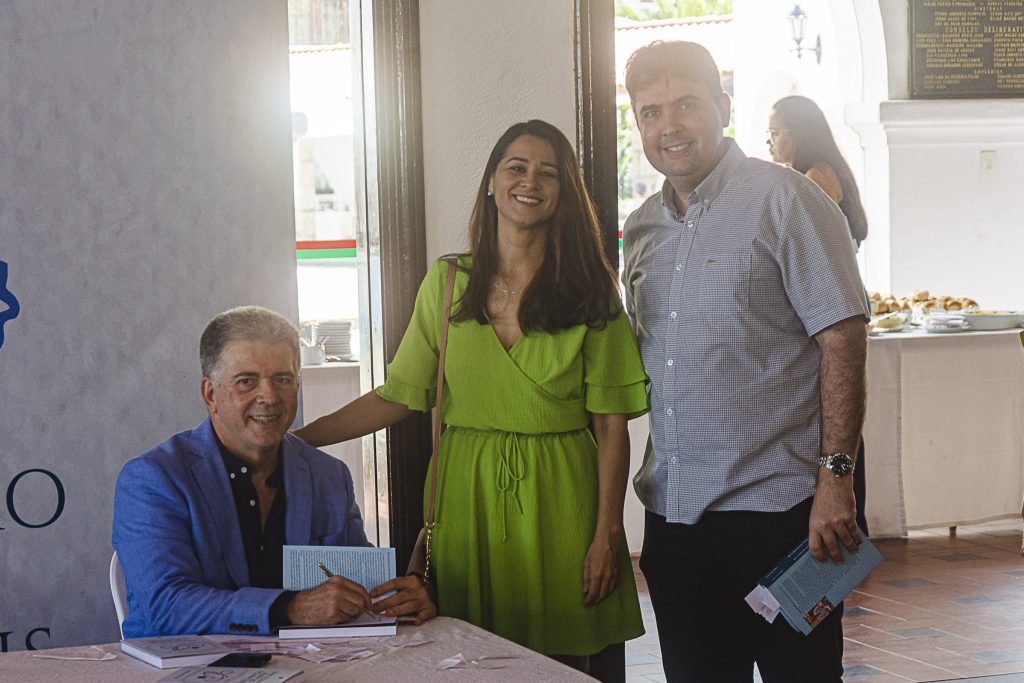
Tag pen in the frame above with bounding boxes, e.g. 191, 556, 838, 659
318, 561, 375, 617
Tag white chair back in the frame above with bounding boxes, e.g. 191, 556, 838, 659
109, 552, 128, 638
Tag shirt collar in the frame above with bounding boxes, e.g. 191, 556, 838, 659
214, 432, 283, 488
658, 138, 746, 216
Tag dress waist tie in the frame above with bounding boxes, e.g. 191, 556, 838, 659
495, 432, 525, 542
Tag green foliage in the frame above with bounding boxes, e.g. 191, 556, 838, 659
617, 103, 635, 201
614, 0, 732, 21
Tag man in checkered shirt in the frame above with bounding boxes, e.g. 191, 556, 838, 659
621, 41, 870, 682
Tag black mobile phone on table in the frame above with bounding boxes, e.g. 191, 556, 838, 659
208, 652, 272, 667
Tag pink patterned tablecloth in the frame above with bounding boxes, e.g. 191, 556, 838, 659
0, 617, 595, 682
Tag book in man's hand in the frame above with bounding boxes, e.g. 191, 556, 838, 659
119, 635, 229, 669
745, 531, 883, 635
278, 611, 398, 639
157, 666, 304, 682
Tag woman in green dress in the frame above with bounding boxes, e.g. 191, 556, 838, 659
295, 120, 648, 681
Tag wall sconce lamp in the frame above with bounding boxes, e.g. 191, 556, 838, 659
788, 3, 822, 64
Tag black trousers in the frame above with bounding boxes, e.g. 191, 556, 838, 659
640, 498, 844, 683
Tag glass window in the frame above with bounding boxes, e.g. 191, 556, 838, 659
289, 0, 358, 357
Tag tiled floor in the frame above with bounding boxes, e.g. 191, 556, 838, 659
626, 519, 1024, 682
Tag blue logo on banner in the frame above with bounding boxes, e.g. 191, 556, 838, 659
0, 260, 19, 348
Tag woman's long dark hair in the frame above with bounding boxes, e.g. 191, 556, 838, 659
773, 96, 868, 244
452, 119, 620, 332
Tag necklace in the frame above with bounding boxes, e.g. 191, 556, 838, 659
492, 280, 520, 295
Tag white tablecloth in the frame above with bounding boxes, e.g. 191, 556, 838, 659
0, 617, 594, 682
863, 328, 1024, 537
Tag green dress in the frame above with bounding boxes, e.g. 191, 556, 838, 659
377, 257, 648, 655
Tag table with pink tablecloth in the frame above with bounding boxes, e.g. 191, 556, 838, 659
0, 617, 594, 682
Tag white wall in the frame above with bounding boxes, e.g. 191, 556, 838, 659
0, 1, 297, 649
880, 100, 1024, 309
867, 2, 1024, 310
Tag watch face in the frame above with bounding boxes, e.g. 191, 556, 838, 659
822, 453, 854, 476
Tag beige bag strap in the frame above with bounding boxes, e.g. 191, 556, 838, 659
425, 258, 457, 528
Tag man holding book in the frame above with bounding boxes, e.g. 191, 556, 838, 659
621, 41, 869, 681
112, 306, 435, 638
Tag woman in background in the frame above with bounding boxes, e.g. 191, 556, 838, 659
768, 95, 870, 534
296, 119, 647, 682
767, 95, 868, 246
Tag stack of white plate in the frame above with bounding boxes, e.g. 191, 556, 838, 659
962, 311, 1024, 331
316, 319, 353, 359
924, 313, 967, 333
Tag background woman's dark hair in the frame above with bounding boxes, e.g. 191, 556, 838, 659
773, 96, 868, 244
452, 119, 620, 332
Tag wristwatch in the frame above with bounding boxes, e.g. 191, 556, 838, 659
818, 452, 855, 477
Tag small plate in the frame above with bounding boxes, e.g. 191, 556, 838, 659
869, 323, 910, 336
869, 312, 909, 334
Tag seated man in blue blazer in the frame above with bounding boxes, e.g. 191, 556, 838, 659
113, 306, 435, 637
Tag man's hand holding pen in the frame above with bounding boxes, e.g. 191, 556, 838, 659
285, 565, 373, 626
285, 562, 436, 626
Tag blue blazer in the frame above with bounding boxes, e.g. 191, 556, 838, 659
112, 417, 368, 637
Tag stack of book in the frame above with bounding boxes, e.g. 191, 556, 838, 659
120, 635, 228, 669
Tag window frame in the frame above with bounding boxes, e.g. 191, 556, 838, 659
351, 0, 430, 566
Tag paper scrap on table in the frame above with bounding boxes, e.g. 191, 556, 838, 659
744, 584, 781, 623
32, 645, 116, 661
298, 650, 338, 664
437, 653, 519, 670
298, 643, 378, 663
385, 633, 432, 649
438, 653, 468, 669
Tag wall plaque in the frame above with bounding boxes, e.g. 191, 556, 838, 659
910, 0, 1024, 98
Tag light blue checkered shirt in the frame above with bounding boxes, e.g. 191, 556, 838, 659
623, 140, 869, 524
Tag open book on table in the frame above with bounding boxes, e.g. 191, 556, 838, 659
279, 545, 398, 638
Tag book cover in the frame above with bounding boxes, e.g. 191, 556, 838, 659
277, 611, 398, 639
745, 533, 883, 635
157, 666, 304, 682
120, 635, 229, 669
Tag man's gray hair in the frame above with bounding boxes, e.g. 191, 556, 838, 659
200, 306, 300, 381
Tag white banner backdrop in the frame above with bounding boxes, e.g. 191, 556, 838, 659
0, 1, 297, 650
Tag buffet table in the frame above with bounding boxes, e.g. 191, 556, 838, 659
863, 327, 1024, 537
0, 617, 593, 682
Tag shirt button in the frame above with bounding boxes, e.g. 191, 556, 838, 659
666, 359, 674, 366
675, 264, 682, 272
249, 499, 256, 507
669, 311, 677, 319
687, 221, 694, 228
229, 473, 236, 479
666, 407, 674, 416
671, 456, 678, 464
240, 467, 248, 474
